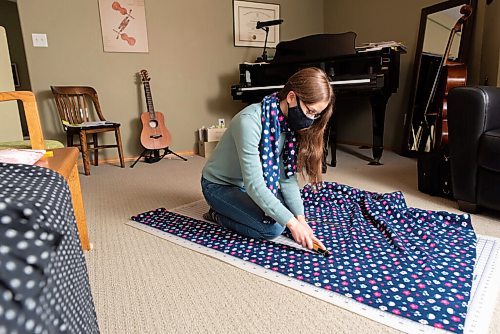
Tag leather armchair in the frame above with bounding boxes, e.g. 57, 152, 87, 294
448, 86, 500, 213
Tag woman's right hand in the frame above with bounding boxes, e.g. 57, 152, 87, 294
286, 217, 325, 250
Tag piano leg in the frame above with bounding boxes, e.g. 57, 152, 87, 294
329, 114, 337, 167
369, 93, 389, 165
322, 123, 328, 173
322, 114, 337, 173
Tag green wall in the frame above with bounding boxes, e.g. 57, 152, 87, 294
9, 0, 499, 158
479, 0, 500, 85
15, 0, 323, 159
323, 0, 495, 151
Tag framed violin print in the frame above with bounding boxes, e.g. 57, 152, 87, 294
98, 0, 150, 53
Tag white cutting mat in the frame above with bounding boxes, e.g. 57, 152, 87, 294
127, 200, 500, 334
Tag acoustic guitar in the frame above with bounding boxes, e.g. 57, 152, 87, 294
139, 69, 172, 150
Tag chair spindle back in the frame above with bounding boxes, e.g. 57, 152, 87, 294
51, 86, 106, 126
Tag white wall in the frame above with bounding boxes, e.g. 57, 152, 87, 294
423, 11, 461, 58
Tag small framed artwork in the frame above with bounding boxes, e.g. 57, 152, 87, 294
233, 0, 280, 48
11, 63, 20, 87
98, 0, 149, 53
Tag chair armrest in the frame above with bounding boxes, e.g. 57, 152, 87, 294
448, 86, 500, 203
0, 91, 45, 150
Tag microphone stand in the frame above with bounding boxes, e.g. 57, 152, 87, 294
256, 26, 270, 62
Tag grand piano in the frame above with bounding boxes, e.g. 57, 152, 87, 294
231, 32, 406, 167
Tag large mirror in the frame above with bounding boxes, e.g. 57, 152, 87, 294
401, 0, 476, 154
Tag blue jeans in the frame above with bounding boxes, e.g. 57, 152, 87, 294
201, 177, 286, 240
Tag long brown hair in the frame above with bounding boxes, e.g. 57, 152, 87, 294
277, 67, 335, 185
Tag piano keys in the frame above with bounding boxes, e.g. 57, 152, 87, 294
230, 32, 406, 168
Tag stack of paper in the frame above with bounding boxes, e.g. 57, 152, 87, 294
62, 120, 114, 127
356, 41, 407, 53
0, 149, 46, 165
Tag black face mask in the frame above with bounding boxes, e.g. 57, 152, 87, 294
287, 98, 314, 131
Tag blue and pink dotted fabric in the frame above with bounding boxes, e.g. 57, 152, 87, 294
260, 93, 297, 196
131, 182, 476, 332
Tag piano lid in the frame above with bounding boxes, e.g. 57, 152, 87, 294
271, 32, 357, 64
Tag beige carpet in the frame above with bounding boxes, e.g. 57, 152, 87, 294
81, 145, 500, 334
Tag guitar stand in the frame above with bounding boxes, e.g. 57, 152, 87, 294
130, 147, 187, 168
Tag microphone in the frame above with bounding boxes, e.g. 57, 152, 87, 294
256, 19, 283, 29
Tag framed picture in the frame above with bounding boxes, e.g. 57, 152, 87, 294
11, 63, 20, 87
233, 1, 280, 48
98, 0, 149, 53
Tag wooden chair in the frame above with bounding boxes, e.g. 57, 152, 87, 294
50, 86, 125, 175
0, 91, 91, 251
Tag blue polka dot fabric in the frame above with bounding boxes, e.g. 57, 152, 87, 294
131, 182, 476, 333
0, 163, 99, 334
260, 93, 297, 196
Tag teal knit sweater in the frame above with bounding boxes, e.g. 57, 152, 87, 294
202, 103, 304, 226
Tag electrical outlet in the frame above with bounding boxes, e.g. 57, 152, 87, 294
32, 33, 48, 47
218, 118, 225, 127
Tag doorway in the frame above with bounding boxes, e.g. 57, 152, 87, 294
0, 0, 32, 137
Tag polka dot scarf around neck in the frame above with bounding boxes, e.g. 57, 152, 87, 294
259, 93, 298, 196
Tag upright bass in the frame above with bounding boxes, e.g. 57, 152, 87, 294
419, 4, 473, 152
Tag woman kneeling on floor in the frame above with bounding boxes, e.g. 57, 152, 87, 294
201, 67, 334, 251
